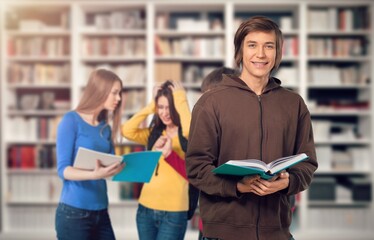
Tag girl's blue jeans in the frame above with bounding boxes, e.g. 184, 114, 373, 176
55, 203, 115, 240
136, 203, 187, 240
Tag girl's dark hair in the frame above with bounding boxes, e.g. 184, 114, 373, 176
150, 80, 182, 130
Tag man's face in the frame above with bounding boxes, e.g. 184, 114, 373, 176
241, 31, 276, 81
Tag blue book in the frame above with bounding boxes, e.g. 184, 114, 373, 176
112, 151, 161, 183
212, 153, 308, 180
74, 147, 161, 183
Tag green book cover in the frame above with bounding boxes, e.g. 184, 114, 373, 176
212, 153, 308, 180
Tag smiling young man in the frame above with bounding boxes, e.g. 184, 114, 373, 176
186, 16, 318, 240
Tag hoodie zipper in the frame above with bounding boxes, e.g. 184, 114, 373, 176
256, 94, 263, 240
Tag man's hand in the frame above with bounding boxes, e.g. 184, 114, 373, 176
237, 171, 290, 196
236, 175, 261, 193
250, 171, 290, 196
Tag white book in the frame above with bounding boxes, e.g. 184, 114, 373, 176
74, 147, 122, 170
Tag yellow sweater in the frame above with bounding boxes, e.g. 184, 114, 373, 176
121, 90, 191, 211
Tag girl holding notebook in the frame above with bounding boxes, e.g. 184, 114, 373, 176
55, 69, 125, 240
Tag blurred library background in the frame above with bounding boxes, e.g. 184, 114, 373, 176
0, 0, 373, 239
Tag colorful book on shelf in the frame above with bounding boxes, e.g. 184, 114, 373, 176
212, 153, 308, 180
74, 147, 161, 183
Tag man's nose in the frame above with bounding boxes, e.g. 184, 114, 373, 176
256, 47, 265, 58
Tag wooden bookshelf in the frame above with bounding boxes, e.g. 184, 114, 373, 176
0, 1, 373, 240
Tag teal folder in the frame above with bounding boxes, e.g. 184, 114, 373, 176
112, 151, 162, 183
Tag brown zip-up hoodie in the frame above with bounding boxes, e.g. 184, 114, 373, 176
186, 74, 318, 240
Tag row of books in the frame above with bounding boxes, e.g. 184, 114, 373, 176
82, 37, 146, 57
85, 9, 145, 30
155, 13, 223, 31
7, 92, 71, 112
309, 176, 371, 202
234, 15, 295, 31
8, 145, 57, 169
316, 146, 370, 172
313, 101, 369, 111
84, 64, 146, 87
16, 91, 69, 111
8, 37, 70, 57
121, 90, 146, 114
155, 61, 220, 85
8, 63, 70, 85
183, 64, 219, 84
308, 7, 370, 31
6, 117, 61, 141
312, 120, 365, 142
8, 174, 60, 202
7, 11, 70, 31
308, 65, 369, 85
308, 38, 366, 57
282, 37, 298, 57
155, 36, 224, 58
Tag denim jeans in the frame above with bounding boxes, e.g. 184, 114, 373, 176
136, 204, 187, 240
55, 203, 115, 240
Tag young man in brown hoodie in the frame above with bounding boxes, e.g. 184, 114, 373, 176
186, 16, 318, 240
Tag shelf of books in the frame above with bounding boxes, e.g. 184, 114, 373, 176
0, 2, 71, 235
154, 3, 226, 106
0, 1, 373, 240
305, 2, 373, 238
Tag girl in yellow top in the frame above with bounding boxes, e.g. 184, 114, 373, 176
121, 80, 191, 240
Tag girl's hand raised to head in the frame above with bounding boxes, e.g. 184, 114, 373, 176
153, 84, 161, 98
169, 80, 184, 92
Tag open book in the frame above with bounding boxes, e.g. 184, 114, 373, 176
74, 147, 161, 183
212, 153, 308, 180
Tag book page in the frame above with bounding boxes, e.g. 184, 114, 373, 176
227, 159, 269, 172
268, 153, 308, 174
73, 147, 122, 170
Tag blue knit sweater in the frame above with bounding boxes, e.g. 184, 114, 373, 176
56, 111, 114, 210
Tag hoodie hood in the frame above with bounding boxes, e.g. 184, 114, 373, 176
221, 74, 282, 94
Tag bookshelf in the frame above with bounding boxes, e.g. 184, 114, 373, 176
0, 1, 373, 240
305, 2, 373, 237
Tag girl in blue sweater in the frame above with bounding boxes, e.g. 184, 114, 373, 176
55, 69, 125, 240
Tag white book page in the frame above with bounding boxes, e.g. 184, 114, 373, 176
268, 153, 307, 173
73, 147, 122, 170
227, 159, 269, 172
